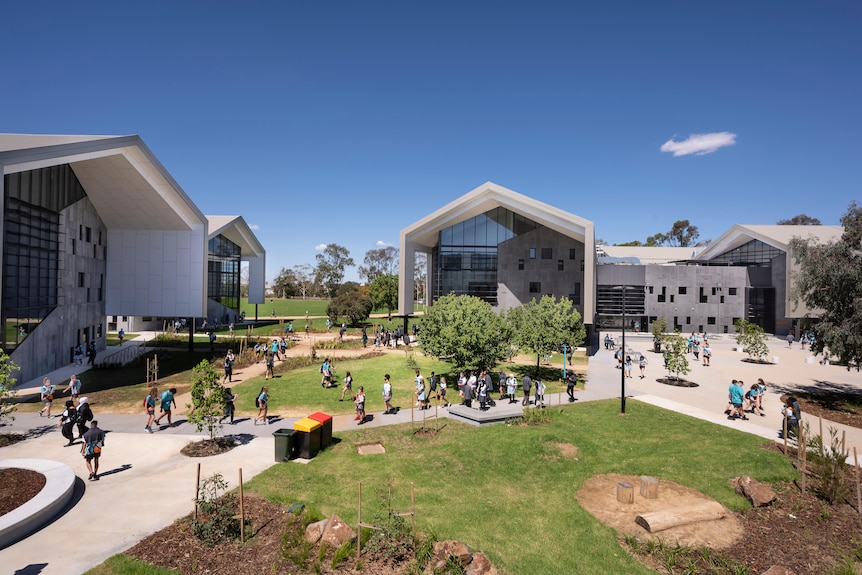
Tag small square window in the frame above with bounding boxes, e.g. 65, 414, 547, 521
541, 248, 552, 259
678, 286, 687, 295
529, 248, 536, 259
557, 260, 564, 271
518, 259, 524, 270
529, 282, 541, 293
707, 317, 716, 325
728, 287, 737, 296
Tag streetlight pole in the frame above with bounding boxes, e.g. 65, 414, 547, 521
621, 288, 627, 414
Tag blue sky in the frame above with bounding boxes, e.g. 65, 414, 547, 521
3, 1, 860, 283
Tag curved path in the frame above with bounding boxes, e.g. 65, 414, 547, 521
1, 330, 861, 574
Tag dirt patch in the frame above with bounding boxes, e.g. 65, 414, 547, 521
577, 474, 744, 549
413, 428, 438, 437
550, 442, 579, 458
0, 468, 46, 516
180, 437, 238, 457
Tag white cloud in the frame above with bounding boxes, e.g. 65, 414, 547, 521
375, 240, 393, 247
248, 223, 260, 230
314, 243, 328, 251
660, 132, 737, 156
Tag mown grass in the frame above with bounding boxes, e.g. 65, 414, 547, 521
244, 399, 797, 575
84, 553, 178, 575
238, 298, 425, 320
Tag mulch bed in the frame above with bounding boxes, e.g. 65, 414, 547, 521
0, 468, 46, 516
0, 433, 25, 448
127, 495, 411, 575
180, 437, 238, 457
657, 377, 699, 387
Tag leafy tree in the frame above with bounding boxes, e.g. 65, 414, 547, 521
289, 263, 316, 299
186, 360, 225, 441
367, 273, 398, 316
414, 252, 428, 303
651, 316, 668, 352
663, 333, 691, 381
327, 286, 373, 326
272, 267, 300, 298
0, 350, 20, 425
734, 318, 769, 361
645, 233, 667, 247
665, 220, 699, 247
615, 240, 643, 246
778, 214, 821, 226
790, 201, 862, 369
505, 295, 585, 371
314, 244, 355, 297
420, 294, 509, 371
358, 246, 398, 283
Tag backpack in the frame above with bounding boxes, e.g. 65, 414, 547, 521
66, 407, 78, 424
85, 439, 102, 456
79, 403, 93, 423
255, 396, 260, 408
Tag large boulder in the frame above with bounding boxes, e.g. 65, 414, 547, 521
304, 518, 328, 544
466, 551, 498, 575
320, 514, 356, 548
432, 540, 472, 571
732, 475, 777, 507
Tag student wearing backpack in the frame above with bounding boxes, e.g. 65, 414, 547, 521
143, 386, 158, 433
57, 400, 78, 446
39, 377, 56, 417
222, 350, 235, 384
76, 397, 93, 438
221, 387, 237, 424
154, 388, 177, 427
254, 386, 269, 425
81, 420, 106, 481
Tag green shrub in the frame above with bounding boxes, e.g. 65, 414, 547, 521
189, 473, 242, 546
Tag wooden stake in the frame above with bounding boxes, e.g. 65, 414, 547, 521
194, 463, 201, 519
783, 417, 788, 453
841, 429, 846, 456
410, 482, 415, 537
799, 428, 806, 493
238, 468, 245, 542
855, 447, 860, 515
357, 481, 362, 561
819, 416, 824, 456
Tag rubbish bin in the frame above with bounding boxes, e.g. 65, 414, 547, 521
273, 428, 296, 462
293, 417, 322, 459
308, 411, 332, 449
653, 340, 662, 353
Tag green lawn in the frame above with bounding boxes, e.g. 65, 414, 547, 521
231, 351, 453, 416
242, 399, 796, 575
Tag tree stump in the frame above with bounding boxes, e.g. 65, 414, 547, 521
617, 481, 634, 504
640, 476, 659, 499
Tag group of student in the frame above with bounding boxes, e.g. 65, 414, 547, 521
725, 378, 767, 421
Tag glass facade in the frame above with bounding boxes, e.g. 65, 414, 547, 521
208, 234, 241, 312
711, 239, 783, 266
2, 165, 85, 351
433, 207, 540, 305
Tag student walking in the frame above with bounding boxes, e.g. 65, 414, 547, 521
340, 371, 354, 401
382, 375, 394, 414
65, 374, 81, 401
638, 355, 648, 379
144, 386, 158, 433
521, 373, 532, 406
81, 420, 106, 481
58, 400, 78, 446
221, 387, 237, 424
154, 388, 177, 427
254, 386, 269, 425
354, 386, 366, 423
39, 377, 56, 417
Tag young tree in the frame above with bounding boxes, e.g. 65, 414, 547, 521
665, 220, 699, 247
663, 333, 691, 381
314, 244, 355, 297
790, 201, 862, 369
0, 350, 20, 425
186, 360, 225, 441
358, 246, 398, 283
651, 316, 668, 353
505, 295, 585, 371
734, 318, 769, 361
420, 294, 509, 371
327, 286, 374, 326
367, 273, 398, 316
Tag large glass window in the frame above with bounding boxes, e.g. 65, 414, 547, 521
208, 235, 241, 312
711, 239, 783, 266
434, 207, 540, 305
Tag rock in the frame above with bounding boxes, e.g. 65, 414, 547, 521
320, 514, 356, 548
432, 540, 472, 571
732, 475, 777, 507
466, 551, 497, 575
762, 566, 797, 575
304, 518, 328, 544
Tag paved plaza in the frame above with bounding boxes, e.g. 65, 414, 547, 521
1, 331, 861, 574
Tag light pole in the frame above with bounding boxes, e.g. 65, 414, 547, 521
613, 285, 637, 414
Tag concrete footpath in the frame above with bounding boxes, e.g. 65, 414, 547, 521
1, 331, 862, 574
